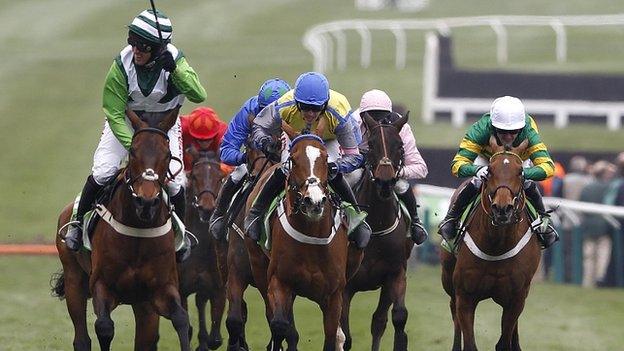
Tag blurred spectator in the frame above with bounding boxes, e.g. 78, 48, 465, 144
579, 160, 617, 287
562, 156, 591, 201
603, 152, 624, 286
540, 161, 565, 197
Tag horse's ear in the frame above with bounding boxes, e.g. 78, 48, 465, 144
186, 144, 200, 162
511, 139, 529, 155
314, 115, 328, 137
126, 109, 148, 130
281, 120, 299, 140
362, 112, 377, 130
157, 106, 181, 132
392, 111, 409, 130
487, 135, 503, 154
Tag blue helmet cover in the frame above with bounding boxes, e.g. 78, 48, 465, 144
294, 72, 329, 106
258, 78, 291, 108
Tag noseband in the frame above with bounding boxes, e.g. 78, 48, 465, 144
481, 151, 526, 226
366, 123, 404, 184
190, 157, 221, 208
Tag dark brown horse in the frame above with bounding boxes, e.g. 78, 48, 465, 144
246, 133, 352, 351
341, 113, 413, 351
441, 137, 540, 351
177, 149, 228, 350
54, 108, 191, 351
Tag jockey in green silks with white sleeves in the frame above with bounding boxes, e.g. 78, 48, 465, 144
437, 96, 559, 249
64, 9, 206, 261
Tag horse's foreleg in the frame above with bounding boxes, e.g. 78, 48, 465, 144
225, 272, 248, 350
321, 290, 343, 351
450, 296, 461, 351
267, 275, 292, 351
389, 271, 409, 351
441, 251, 461, 351
62, 267, 91, 351
371, 284, 392, 351
340, 289, 355, 350
207, 290, 226, 350
496, 299, 526, 351
132, 302, 160, 351
92, 280, 117, 351
181, 295, 193, 342
194, 292, 209, 351
286, 295, 299, 351
511, 324, 521, 351
153, 284, 191, 351
456, 293, 478, 351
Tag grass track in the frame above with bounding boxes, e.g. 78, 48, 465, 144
1, 256, 623, 350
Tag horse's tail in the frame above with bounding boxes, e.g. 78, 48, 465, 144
50, 270, 65, 300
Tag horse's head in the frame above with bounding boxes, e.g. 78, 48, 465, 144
125, 108, 179, 222
484, 136, 529, 225
286, 134, 329, 220
186, 148, 226, 222
362, 111, 407, 199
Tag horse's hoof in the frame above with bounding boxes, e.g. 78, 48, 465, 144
206, 337, 223, 350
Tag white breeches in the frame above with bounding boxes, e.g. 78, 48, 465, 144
91, 119, 185, 195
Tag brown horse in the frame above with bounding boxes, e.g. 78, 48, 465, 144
54, 108, 191, 351
177, 149, 228, 350
246, 133, 351, 351
341, 113, 414, 351
441, 137, 540, 351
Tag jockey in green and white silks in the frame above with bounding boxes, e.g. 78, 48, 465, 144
437, 96, 559, 249
64, 9, 207, 260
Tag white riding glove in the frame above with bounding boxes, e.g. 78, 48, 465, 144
476, 166, 489, 180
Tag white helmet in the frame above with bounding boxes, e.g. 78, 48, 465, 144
360, 89, 392, 113
490, 96, 526, 130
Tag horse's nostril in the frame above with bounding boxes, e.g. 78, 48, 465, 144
505, 204, 513, 213
304, 196, 313, 205
321, 196, 327, 204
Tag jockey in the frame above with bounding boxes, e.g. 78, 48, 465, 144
64, 9, 207, 259
209, 78, 291, 240
351, 89, 429, 245
180, 106, 227, 171
243, 72, 372, 249
437, 96, 559, 248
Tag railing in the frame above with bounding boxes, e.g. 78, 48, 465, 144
416, 184, 624, 286
302, 14, 624, 73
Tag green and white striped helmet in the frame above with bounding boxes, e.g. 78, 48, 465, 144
128, 9, 172, 45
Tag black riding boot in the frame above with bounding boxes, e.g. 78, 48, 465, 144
243, 167, 286, 241
171, 188, 191, 262
209, 176, 244, 240
330, 173, 372, 249
397, 186, 428, 245
525, 180, 559, 249
437, 181, 479, 242
65, 175, 103, 251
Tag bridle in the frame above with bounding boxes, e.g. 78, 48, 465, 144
124, 127, 183, 199
365, 123, 404, 185
189, 155, 221, 208
480, 151, 526, 226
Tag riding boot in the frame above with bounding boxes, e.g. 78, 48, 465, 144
330, 173, 372, 249
209, 176, 244, 241
524, 180, 559, 249
171, 188, 191, 263
243, 167, 286, 241
437, 181, 479, 242
65, 175, 103, 251
397, 186, 428, 245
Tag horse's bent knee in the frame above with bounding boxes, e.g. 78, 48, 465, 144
392, 306, 408, 328
94, 316, 114, 340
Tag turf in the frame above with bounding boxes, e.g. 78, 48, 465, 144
1, 256, 622, 350
2, 2, 624, 241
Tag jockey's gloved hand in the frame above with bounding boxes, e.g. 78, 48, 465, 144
476, 166, 489, 180
328, 162, 339, 180
157, 51, 177, 72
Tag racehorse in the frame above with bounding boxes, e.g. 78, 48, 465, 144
177, 148, 228, 350
246, 132, 351, 351
341, 112, 413, 351
441, 136, 540, 351
54, 108, 191, 351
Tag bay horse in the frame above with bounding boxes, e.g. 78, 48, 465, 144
246, 133, 352, 351
54, 108, 191, 351
177, 148, 228, 350
441, 136, 540, 351
341, 112, 413, 351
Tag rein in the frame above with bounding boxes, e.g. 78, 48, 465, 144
480, 151, 526, 226
190, 156, 222, 207
366, 123, 404, 183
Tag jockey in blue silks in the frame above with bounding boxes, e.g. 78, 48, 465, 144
208, 78, 291, 240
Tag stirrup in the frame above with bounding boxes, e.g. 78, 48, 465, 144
209, 214, 227, 240
244, 215, 262, 241
437, 217, 458, 242
58, 220, 81, 239
411, 221, 428, 245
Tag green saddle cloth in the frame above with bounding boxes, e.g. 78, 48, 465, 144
258, 190, 367, 250
70, 193, 186, 252
440, 195, 539, 255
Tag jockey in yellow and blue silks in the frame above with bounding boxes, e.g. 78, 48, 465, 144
207, 78, 291, 240
437, 96, 559, 249
243, 72, 372, 249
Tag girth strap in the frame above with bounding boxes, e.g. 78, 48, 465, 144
95, 204, 172, 238
462, 220, 538, 261
276, 200, 342, 245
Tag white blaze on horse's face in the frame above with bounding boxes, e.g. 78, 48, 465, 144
305, 145, 325, 204
503, 158, 510, 165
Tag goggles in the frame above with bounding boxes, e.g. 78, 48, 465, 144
127, 36, 158, 53
495, 128, 522, 135
297, 102, 325, 112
